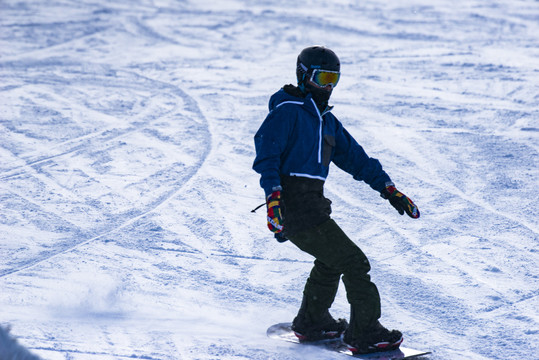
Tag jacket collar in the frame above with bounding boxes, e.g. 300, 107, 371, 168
270, 86, 334, 117
305, 93, 333, 117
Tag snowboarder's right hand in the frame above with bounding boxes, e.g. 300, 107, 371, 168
266, 187, 284, 233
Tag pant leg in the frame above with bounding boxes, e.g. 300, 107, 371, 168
287, 219, 381, 332
297, 259, 342, 322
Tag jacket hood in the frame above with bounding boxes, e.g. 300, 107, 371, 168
268, 84, 334, 115
268, 85, 306, 112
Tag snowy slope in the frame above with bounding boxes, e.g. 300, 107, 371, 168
1, 0, 537, 359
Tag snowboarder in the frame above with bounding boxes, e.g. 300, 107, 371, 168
252, 45, 420, 354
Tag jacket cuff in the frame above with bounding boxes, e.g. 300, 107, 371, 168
264, 185, 282, 198
380, 182, 396, 199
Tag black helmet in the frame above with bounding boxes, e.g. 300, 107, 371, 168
296, 46, 340, 85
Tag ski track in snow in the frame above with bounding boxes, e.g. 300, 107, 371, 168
0, 68, 211, 278
1, 1, 538, 359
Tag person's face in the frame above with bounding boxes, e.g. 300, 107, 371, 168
304, 69, 340, 106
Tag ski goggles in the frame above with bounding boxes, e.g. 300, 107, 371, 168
309, 69, 340, 88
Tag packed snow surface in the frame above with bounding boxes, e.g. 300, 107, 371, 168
1, 0, 538, 359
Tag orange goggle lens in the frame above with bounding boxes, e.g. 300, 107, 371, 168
310, 69, 340, 87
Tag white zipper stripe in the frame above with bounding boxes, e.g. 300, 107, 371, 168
311, 98, 323, 164
290, 173, 327, 181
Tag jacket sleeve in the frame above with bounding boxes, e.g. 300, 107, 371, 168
332, 121, 392, 193
252, 108, 293, 196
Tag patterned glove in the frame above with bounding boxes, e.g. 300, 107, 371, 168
381, 185, 420, 219
266, 187, 284, 233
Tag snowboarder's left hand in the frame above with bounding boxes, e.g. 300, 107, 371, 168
381, 185, 420, 219
266, 187, 284, 233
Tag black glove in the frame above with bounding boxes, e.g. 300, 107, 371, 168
381, 185, 420, 219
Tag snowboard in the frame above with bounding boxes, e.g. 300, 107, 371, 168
267, 323, 431, 359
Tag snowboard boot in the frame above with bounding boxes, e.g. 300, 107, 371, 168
292, 309, 348, 342
343, 321, 403, 354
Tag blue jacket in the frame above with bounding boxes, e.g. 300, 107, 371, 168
253, 87, 392, 196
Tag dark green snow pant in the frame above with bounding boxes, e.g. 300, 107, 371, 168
287, 218, 381, 336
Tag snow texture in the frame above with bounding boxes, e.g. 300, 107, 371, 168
0, 0, 538, 359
